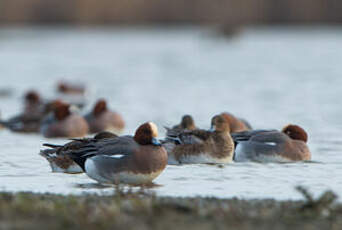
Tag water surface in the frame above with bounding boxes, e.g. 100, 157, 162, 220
0, 26, 342, 200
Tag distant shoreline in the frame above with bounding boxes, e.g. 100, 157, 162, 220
0, 189, 338, 230
1, 0, 342, 27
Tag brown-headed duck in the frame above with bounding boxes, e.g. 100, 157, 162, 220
165, 114, 196, 137
221, 112, 252, 133
0, 90, 45, 133
164, 114, 234, 165
85, 99, 125, 135
23, 90, 44, 115
58, 122, 168, 185
232, 124, 311, 163
40, 131, 118, 173
40, 102, 89, 138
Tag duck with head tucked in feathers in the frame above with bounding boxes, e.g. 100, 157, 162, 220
232, 124, 311, 163
163, 114, 234, 165
84, 99, 125, 135
45, 122, 168, 185
40, 101, 89, 138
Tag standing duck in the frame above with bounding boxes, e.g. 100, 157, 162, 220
40, 102, 89, 138
55, 122, 168, 185
164, 114, 234, 165
84, 99, 125, 135
221, 112, 252, 132
232, 124, 311, 162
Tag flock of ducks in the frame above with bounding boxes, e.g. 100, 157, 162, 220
0, 83, 125, 137
1, 82, 312, 185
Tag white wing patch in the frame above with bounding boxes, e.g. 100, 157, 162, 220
108, 154, 125, 159
264, 142, 277, 146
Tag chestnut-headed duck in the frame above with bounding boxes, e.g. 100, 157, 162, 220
23, 90, 44, 115
40, 131, 117, 173
221, 112, 252, 133
232, 124, 311, 163
164, 114, 234, 165
40, 102, 89, 138
165, 114, 196, 137
84, 99, 125, 135
0, 90, 46, 133
59, 122, 168, 185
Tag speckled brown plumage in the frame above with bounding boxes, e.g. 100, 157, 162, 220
169, 115, 234, 163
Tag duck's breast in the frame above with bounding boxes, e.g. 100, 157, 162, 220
132, 145, 168, 173
65, 115, 89, 137
283, 141, 311, 161
85, 151, 166, 184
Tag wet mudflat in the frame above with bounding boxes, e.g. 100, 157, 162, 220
0, 188, 340, 230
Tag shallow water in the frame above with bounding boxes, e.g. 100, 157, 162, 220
0, 26, 342, 200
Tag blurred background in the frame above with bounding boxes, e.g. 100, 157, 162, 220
0, 0, 341, 131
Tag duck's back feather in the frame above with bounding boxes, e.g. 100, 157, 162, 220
67, 136, 137, 170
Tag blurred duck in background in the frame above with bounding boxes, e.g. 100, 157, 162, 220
40, 101, 89, 138
0, 88, 13, 98
164, 114, 234, 165
232, 124, 311, 163
56, 81, 89, 109
0, 90, 47, 133
23, 90, 44, 115
165, 114, 196, 137
57, 81, 86, 95
84, 99, 125, 135
221, 112, 252, 133
40, 131, 117, 173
